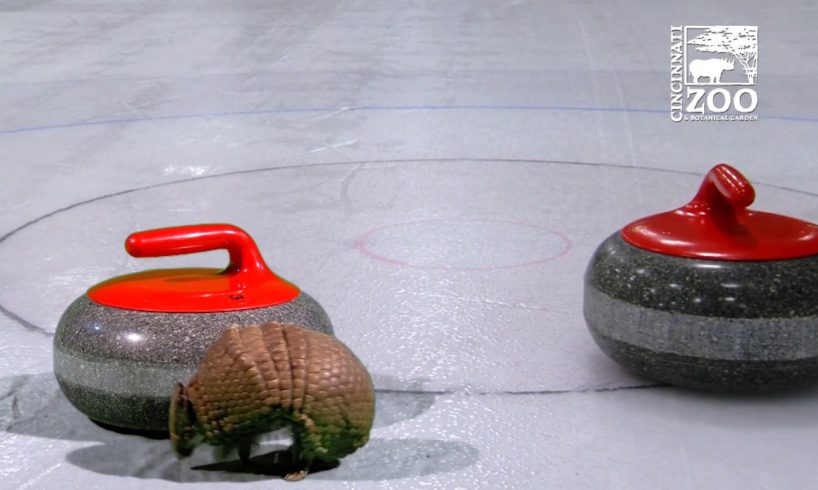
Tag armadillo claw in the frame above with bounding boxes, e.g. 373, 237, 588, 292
284, 468, 309, 482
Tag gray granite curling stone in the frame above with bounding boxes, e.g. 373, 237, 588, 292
55, 292, 332, 432
583, 164, 818, 391
585, 233, 818, 391
53, 224, 334, 432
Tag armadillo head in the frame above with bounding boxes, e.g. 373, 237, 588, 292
169, 382, 201, 458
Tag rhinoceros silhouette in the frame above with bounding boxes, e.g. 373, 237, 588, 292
689, 58, 735, 84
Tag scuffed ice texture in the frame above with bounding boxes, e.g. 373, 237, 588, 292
584, 234, 818, 390
1, 0, 818, 487
11, 370, 818, 489
183, 323, 374, 462
53, 293, 333, 431
3, 371, 475, 485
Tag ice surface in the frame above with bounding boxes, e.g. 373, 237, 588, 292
2, 1, 817, 488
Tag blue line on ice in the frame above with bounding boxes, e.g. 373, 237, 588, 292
0, 104, 811, 135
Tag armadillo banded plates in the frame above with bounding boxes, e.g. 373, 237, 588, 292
170, 322, 374, 481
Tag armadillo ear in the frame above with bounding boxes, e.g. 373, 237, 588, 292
169, 382, 197, 458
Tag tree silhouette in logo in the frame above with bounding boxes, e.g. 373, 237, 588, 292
688, 26, 758, 83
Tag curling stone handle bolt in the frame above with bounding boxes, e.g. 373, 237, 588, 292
125, 224, 274, 278
686, 163, 756, 215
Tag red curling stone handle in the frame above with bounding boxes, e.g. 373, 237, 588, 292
622, 162, 818, 260
685, 163, 755, 216
126, 224, 273, 278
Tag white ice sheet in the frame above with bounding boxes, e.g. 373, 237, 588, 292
2, 1, 817, 488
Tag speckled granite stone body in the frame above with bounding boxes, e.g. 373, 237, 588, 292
54, 292, 333, 431
584, 233, 818, 391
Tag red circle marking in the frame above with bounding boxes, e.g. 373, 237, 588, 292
354, 219, 572, 271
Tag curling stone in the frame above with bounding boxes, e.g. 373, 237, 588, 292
584, 164, 818, 391
54, 224, 333, 431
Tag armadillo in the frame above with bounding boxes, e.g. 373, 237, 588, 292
169, 322, 375, 481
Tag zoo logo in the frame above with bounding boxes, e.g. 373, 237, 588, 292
670, 26, 758, 122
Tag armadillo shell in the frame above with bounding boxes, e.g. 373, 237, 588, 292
187, 323, 374, 457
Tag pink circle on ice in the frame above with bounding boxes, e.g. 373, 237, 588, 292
354, 219, 571, 271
